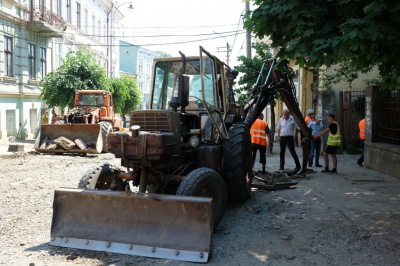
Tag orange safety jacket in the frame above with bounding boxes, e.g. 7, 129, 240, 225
250, 119, 268, 146
359, 118, 365, 140
305, 116, 313, 126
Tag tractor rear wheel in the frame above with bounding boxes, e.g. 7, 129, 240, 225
176, 168, 227, 229
222, 122, 253, 202
78, 163, 124, 190
99, 121, 112, 153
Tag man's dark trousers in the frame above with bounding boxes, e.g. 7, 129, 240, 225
357, 140, 364, 165
280, 136, 301, 169
308, 138, 322, 166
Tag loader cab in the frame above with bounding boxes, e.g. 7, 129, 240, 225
151, 59, 211, 111
150, 47, 229, 142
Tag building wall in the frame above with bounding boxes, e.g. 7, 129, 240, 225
0, 1, 53, 140
52, 0, 117, 75
119, 42, 159, 109
324, 65, 380, 90
119, 40, 137, 75
364, 86, 400, 178
136, 47, 159, 96
318, 64, 379, 113
0, 0, 133, 140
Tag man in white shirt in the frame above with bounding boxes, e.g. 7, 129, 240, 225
277, 109, 301, 171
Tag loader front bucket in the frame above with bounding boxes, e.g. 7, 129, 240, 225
34, 124, 102, 154
50, 188, 213, 263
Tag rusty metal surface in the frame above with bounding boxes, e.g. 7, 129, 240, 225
107, 131, 178, 159
34, 124, 102, 154
197, 145, 222, 172
50, 188, 212, 261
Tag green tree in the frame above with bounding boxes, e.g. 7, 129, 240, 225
234, 42, 273, 104
109, 75, 141, 126
41, 50, 109, 108
245, 0, 400, 87
41, 50, 110, 109
156, 51, 172, 58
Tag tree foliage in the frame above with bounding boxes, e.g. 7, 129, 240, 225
234, 42, 274, 104
109, 75, 141, 120
155, 51, 172, 58
245, 0, 400, 87
41, 50, 110, 109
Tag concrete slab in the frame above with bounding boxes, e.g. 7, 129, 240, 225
0, 139, 35, 155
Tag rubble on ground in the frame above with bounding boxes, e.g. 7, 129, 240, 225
39, 136, 96, 151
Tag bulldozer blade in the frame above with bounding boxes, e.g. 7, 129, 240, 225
50, 188, 213, 263
34, 124, 103, 154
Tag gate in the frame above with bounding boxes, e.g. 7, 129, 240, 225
339, 89, 366, 148
380, 88, 400, 145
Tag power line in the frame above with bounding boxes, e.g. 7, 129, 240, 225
118, 23, 241, 29
236, 36, 247, 59
53, 32, 246, 47
58, 29, 246, 39
231, 8, 245, 52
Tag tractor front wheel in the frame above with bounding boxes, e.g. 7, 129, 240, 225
78, 163, 124, 190
99, 121, 112, 153
176, 168, 227, 229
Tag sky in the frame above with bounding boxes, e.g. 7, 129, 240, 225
118, 0, 249, 67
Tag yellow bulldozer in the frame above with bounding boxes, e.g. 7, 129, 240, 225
35, 90, 120, 154
50, 47, 312, 263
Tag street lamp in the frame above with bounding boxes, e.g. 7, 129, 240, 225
214, 31, 231, 65
107, 1, 133, 78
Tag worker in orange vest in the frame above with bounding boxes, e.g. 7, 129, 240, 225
305, 109, 315, 126
357, 117, 365, 166
250, 113, 272, 174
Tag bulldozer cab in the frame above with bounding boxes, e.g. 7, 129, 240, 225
77, 93, 104, 107
150, 46, 230, 141
75, 90, 108, 107
74, 90, 116, 123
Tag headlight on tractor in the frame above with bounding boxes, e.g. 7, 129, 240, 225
189, 135, 200, 148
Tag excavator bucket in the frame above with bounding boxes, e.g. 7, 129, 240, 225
50, 188, 213, 263
34, 124, 103, 154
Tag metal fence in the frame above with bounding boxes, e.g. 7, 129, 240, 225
339, 88, 366, 148
380, 88, 400, 145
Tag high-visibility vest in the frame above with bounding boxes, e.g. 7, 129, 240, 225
305, 116, 313, 126
42, 114, 48, 125
359, 118, 365, 140
250, 119, 268, 146
327, 121, 341, 146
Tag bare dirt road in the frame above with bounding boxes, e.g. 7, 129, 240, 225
0, 141, 399, 265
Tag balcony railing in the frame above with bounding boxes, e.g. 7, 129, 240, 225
27, 5, 67, 36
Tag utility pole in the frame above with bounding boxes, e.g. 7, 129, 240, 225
245, 1, 251, 59
108, 1, 134, 78
226, 42, 230, 66
214, 31, 231, 65
110, 0, 114, 78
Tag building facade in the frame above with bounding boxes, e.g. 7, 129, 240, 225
0, 0, 65, 140
0, 0, 124, 140
119, 40, 160, 109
